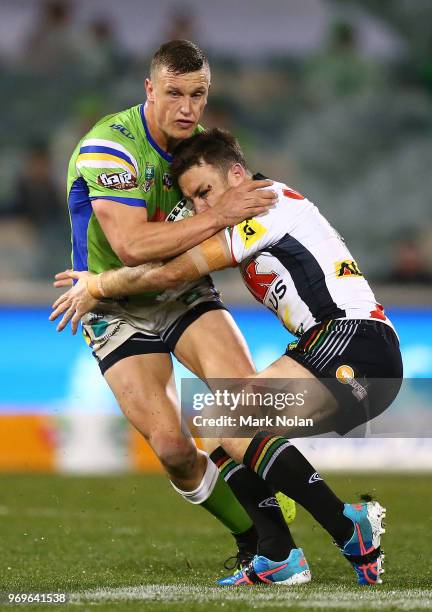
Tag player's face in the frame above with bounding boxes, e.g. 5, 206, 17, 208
179, 162, 245, 213
146, 67, 210, 141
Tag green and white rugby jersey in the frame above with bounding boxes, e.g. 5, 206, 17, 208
67, 103, 201, 301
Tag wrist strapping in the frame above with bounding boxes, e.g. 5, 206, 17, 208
87, 274, 105, 299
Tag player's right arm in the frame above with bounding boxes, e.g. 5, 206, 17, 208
92, 187, 270, 265
91, 183, 276, 266
88, 206, 281, 296
50, 187, 289, 332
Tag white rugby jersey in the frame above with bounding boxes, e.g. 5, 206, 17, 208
224, 175, 393, 338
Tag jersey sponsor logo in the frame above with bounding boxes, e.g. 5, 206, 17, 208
144, 163, 155, 192
243, 260, 278, 302
238, 218, 267, 248
162, 172, 173, 191
166, 198, 195, 222
97, 171, 137, 190
335, 259, 363, 278
308, 472, 323, 484
268, 279, 288, 312
335, 364, 368, 401
283, 186, 304, 200
109, 123, 135, 140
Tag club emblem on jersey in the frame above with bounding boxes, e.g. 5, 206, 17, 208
335, 260, 362, 278
143, 163, 155, 193
97, 171, 137, 190
162, 172, 173, 191
238, 218, 267, 249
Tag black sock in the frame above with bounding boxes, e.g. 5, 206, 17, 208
243, 432, 353, 546
210, 446, 296, 560
232, 524, 258, 568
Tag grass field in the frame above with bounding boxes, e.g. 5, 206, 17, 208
0, 473, 431, 611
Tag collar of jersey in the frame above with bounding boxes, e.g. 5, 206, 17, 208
140, 104, 173, 163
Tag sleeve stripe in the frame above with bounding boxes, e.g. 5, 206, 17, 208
89, 195, 146, 207
76, 155, 136, 176
79, 145, 136, 172
81, 138, 139, 173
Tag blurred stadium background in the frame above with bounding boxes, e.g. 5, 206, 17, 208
1, 0, 431, 474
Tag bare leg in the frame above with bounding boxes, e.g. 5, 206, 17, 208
104, 352, 205, 490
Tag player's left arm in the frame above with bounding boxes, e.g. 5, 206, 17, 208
50, 231, 233, 333
91, 230, 232, 296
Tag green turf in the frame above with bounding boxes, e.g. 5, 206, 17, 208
0, 473, 431, 611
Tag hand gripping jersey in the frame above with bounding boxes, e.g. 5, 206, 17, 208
67, 103, 202, 303
225, 176, 393, 338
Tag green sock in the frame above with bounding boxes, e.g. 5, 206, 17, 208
171, 455, 253, 534
201, 471, 253, 534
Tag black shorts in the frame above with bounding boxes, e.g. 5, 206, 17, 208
98, 300, 226, 375
286, 319, 403, 435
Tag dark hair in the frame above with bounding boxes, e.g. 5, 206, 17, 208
171, 128, 247, 181
150, 39, 209, 78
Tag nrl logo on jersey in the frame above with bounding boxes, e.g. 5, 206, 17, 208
335, 260, 363, 278
97, 171, 137, 190
143, 163, 155, 193
162, 172, 173, 191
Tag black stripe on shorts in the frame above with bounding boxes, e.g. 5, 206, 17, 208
98, 332, 169, 375
162, 300, 227, 352
97, 300, 227, 375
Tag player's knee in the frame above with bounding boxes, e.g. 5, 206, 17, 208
150, 432, 198, 478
